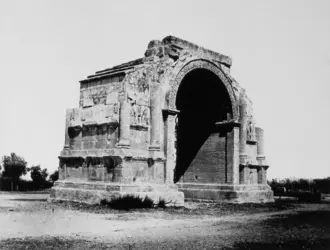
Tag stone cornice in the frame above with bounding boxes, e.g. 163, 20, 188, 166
162, 108, 180, 116
215, 120, 240, 128
239, 164, 270, 170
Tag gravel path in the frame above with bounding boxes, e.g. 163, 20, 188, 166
0, 192, 329, 249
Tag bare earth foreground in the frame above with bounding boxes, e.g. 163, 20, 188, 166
0, 192, 329, 250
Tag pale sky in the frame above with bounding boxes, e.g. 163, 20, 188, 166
0, 0, 329, 179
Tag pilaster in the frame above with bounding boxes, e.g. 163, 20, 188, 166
64, 109, 72, 150
163, 109, 179, 184
149, 87, 161, 151
255, 127, 267, 165
239, 91, 248, 164
117, 99, 130, 148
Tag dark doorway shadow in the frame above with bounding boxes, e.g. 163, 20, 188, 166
174, 68, 232, 183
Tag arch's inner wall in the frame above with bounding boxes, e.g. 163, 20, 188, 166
174, 69, 233, 184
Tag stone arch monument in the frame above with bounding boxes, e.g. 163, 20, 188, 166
50, 36, 274, 205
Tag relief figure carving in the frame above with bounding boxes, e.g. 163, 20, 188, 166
247, 120, 255, 141
127, 70, 150, 127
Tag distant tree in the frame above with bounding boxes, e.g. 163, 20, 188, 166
49, 170, 59, 183
297, 178, 309, 191
269, 179, 280, 191
29, 165, 48, 189
314, 177, 330, 194
2, 153, 28, 190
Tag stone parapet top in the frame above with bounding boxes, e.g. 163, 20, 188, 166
81, 58, 144, 82
95, 58, 144, 75
162, 36, 232, 67
80, 70, 126, 84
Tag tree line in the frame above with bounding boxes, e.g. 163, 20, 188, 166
268, 177, 330, 194
0, 153, 59, 191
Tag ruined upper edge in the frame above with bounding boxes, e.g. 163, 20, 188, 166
80, 35, 232, 83
161, 36, 232, 67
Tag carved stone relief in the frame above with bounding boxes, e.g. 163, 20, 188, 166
80, 77, 122, 107
126, 68, 151, 127
68, 104, 119, 126
246, 98, 256, 142
247, 119, 256, 142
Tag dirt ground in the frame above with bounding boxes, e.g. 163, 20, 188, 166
0, 192, 329, 249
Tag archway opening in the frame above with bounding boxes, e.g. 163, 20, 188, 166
174, 68, 232, 183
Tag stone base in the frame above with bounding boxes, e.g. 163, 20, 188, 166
49, 180, 184, 207
177, 183, 274, 203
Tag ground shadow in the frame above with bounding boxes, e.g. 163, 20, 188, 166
232, 210, 330, 249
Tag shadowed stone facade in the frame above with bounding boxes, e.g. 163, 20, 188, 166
50, 36, 274, 205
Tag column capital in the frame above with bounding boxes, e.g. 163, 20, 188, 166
239, 154, 248, 165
